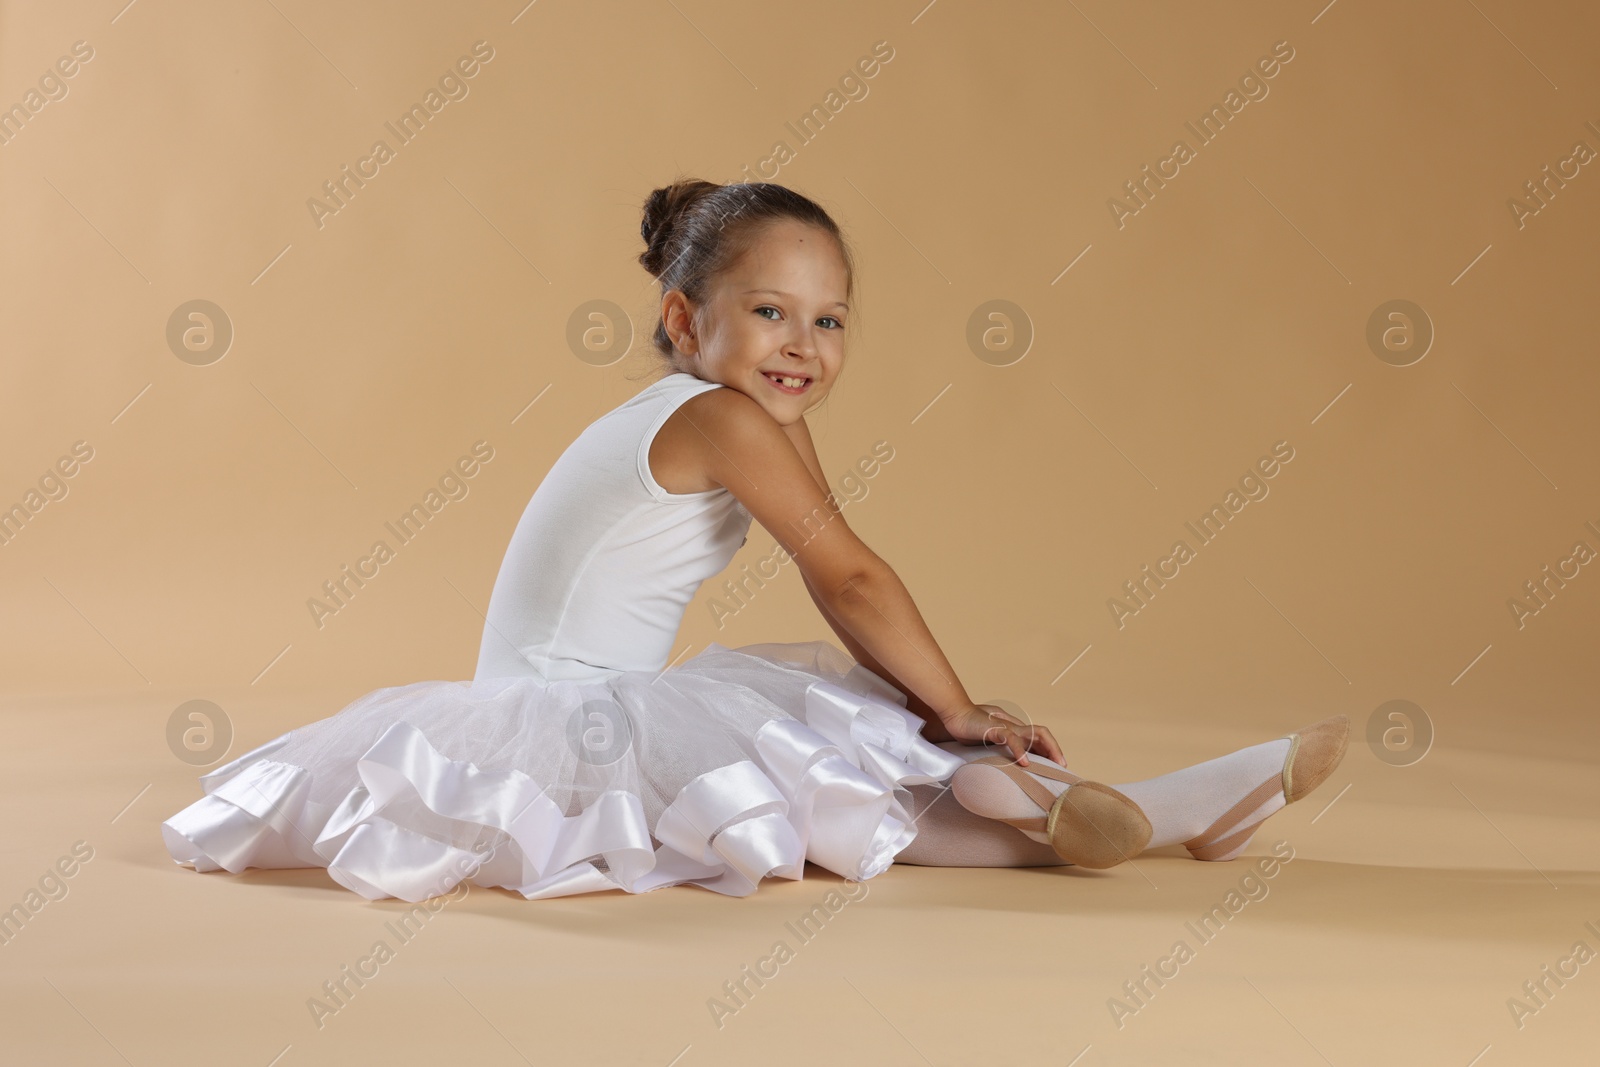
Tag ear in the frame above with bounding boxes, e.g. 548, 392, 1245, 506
661, 289, 698, 354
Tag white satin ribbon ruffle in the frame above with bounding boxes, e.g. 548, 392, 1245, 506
161, 673, 967, 901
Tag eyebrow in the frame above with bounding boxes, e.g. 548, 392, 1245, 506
742, 288, 849, 311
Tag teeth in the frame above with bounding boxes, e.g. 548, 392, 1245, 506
766, 373, 808, 389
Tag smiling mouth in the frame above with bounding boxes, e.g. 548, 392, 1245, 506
761, 371, 813, 394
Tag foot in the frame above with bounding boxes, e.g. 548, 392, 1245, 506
1176, 714, 1350, 861
949, 755, 1152, 869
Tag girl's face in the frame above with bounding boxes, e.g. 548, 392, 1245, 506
666, 219, 849, 425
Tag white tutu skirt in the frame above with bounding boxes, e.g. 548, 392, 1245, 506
161, 641, 970, 902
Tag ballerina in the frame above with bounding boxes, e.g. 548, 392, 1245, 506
162, 177, 1347, 901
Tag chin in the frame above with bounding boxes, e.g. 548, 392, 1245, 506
756, 397, 803, 425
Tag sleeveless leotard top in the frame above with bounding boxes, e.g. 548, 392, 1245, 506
473, 372, 753, 683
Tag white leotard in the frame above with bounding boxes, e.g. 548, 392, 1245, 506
473, 372, 753, 683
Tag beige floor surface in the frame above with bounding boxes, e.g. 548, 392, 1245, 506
3, 687, 1595, 1067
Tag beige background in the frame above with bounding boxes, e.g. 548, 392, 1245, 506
2, 1, 1596, 1064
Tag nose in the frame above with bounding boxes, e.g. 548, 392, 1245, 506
783, 328, 817, 360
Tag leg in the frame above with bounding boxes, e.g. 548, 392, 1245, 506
894, 783, 1067, 867
1109, 740, 1289, 854
948, 716, 1349, 862
1113, 715, 1347, 858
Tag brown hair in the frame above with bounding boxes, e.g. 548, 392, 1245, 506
638, 178, 857, 372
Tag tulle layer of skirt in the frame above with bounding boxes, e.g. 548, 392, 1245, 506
160, 641, 969, 901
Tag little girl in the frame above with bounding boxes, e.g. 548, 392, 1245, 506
162, 179, 1348, 901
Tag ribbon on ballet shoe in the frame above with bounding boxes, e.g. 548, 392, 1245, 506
1182, 776, 1283, 861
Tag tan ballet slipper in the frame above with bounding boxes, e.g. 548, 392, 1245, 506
952, 756, 1153, 870
1184, 714, 1350, 861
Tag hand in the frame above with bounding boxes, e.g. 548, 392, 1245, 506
937, 703, 1065, 767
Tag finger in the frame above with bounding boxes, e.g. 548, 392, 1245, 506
984, 723, 1026, 765
1027, 724, 1062, 765
1008, 727, 1030, 766
985, 707, 1026, 728
1030, 727, 1065, 765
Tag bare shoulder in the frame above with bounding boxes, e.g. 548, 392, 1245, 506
649, 387, 770, 493
679, 381, 771, 427
677, 388, 811, 490
648, 389, 725, 495
671, 387, 881, 596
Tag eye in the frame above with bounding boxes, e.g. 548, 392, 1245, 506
755, 305, 843, 329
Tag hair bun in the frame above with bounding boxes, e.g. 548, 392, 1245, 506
638, 178, 721, 278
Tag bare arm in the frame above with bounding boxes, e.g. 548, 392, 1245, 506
684, 391, 1059, 764
798, 568, 954, 741
682, 389, 971, 719
681, 391, 966, 726
764, 404, 1056, 764
778, 419, 953, 738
